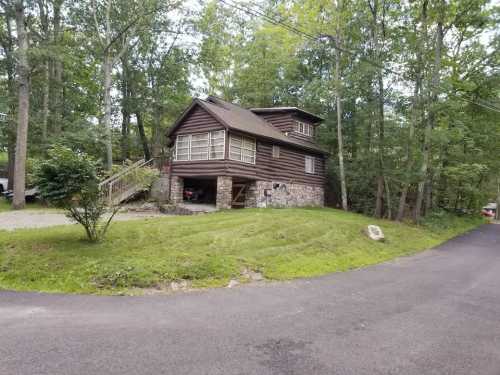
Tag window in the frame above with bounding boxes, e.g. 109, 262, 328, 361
272, 145, 280, 158
191, 133, 209, 160
174, 131, 225, 161
229, 134, 256, 164
296, 121, 313, 137
305, 156, 315, 174
210, 130, 225, 159
175, 135, 190, 161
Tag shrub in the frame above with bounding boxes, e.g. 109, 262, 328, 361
34, 145, 118, 242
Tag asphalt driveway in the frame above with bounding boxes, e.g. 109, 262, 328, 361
1, 224, 499, 375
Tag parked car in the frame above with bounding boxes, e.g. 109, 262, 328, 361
0, 178, 7, 193
480, 203, 497, 218
2, 186, 39, 202
183, 187, 204, 202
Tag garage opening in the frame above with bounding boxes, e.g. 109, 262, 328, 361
183, 177, 217, 205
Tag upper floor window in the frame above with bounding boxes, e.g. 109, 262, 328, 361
229, 134, 256, 164
174, 130, 225, 161
305, 155, 315, 174
272, 145, 280, 158
296, 121, 314, 137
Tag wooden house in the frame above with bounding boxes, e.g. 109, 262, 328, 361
165, 96, 327, 209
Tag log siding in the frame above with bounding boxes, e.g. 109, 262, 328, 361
168, 103, 326, 187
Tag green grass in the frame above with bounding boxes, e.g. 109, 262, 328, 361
0, 197, 59, 212
0, 208, 484, 295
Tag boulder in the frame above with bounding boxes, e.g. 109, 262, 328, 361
365, 225, 385, 242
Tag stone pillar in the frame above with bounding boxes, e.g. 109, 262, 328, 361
244, 181, 257, 208
170, 176, 184, 204
216, 176, 232, 210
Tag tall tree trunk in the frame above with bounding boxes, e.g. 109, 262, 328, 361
37, 0, 50, 145
135, 111, 151, 161
369, 0, 388, 219
120, 59, 131, 161
103, 52, 114, 170
121, 107, 130, 161
12, 0, 30, 210
415, 0, 443, 222
396, 79, 420, 221
41, 61, 50, 144
334, 2, 348, 211
1, 8, 17, 190
152, 104, 162, 159
51, 0, 63, 133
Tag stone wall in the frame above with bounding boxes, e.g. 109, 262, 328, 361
170, 176, 184, 204
247, 180, 324, 208
216, 176, 232, 210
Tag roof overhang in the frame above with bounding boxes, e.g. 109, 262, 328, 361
250, 107, 324, 123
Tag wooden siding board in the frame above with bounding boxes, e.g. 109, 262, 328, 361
171, 106, 225, 136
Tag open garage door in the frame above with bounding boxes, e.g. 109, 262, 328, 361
183, 178, 217, 205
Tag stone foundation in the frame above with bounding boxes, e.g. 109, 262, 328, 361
216, 176, 232, 210
170, 176, 184, 204
166, 175, 323, 210
247, 180, 324, 208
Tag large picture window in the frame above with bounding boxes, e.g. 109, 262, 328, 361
229, 134, 256, 164
174, 131, 225, 161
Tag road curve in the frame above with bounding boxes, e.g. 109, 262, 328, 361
1, 224, 499, 375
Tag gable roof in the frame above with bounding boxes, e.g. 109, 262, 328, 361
167, 96, 327, 154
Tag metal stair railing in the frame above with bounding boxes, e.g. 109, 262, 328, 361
99, 159, 155, 205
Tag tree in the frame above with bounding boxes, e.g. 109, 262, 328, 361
12, 0, 30, 209
34, 145, 118, 241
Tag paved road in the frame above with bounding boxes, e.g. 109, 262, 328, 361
1, 224, 499, 375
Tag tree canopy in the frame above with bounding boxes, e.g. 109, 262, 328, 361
1, 0, 499, 219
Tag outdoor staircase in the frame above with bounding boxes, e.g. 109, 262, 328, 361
99, 159, 155, 206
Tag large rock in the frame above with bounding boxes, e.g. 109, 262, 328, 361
365, 225, 385, 242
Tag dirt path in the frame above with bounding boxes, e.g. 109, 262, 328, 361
0, 210, 164, 231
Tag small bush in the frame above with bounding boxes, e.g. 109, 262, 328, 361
34, 145, 118, 242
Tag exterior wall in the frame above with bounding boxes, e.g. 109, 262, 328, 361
255, 112, 319, 148
173, 105, 225, 135
170, 105, 227, 178
216, 176, 232, 209
170, 176, 184, 204
246, 180, 324, 208
225, 133, 326, 186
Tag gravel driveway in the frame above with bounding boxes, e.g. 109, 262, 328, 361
0, 210, 163, 231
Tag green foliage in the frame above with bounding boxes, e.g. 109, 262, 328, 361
0, 208, 483, 294
33, 145, 116, 242
34, 145, 99, 205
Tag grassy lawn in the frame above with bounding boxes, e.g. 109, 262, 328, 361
0, 197, 59, 212
0, 208, 484, 295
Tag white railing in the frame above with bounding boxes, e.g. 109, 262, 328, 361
99, 159, 155, 206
